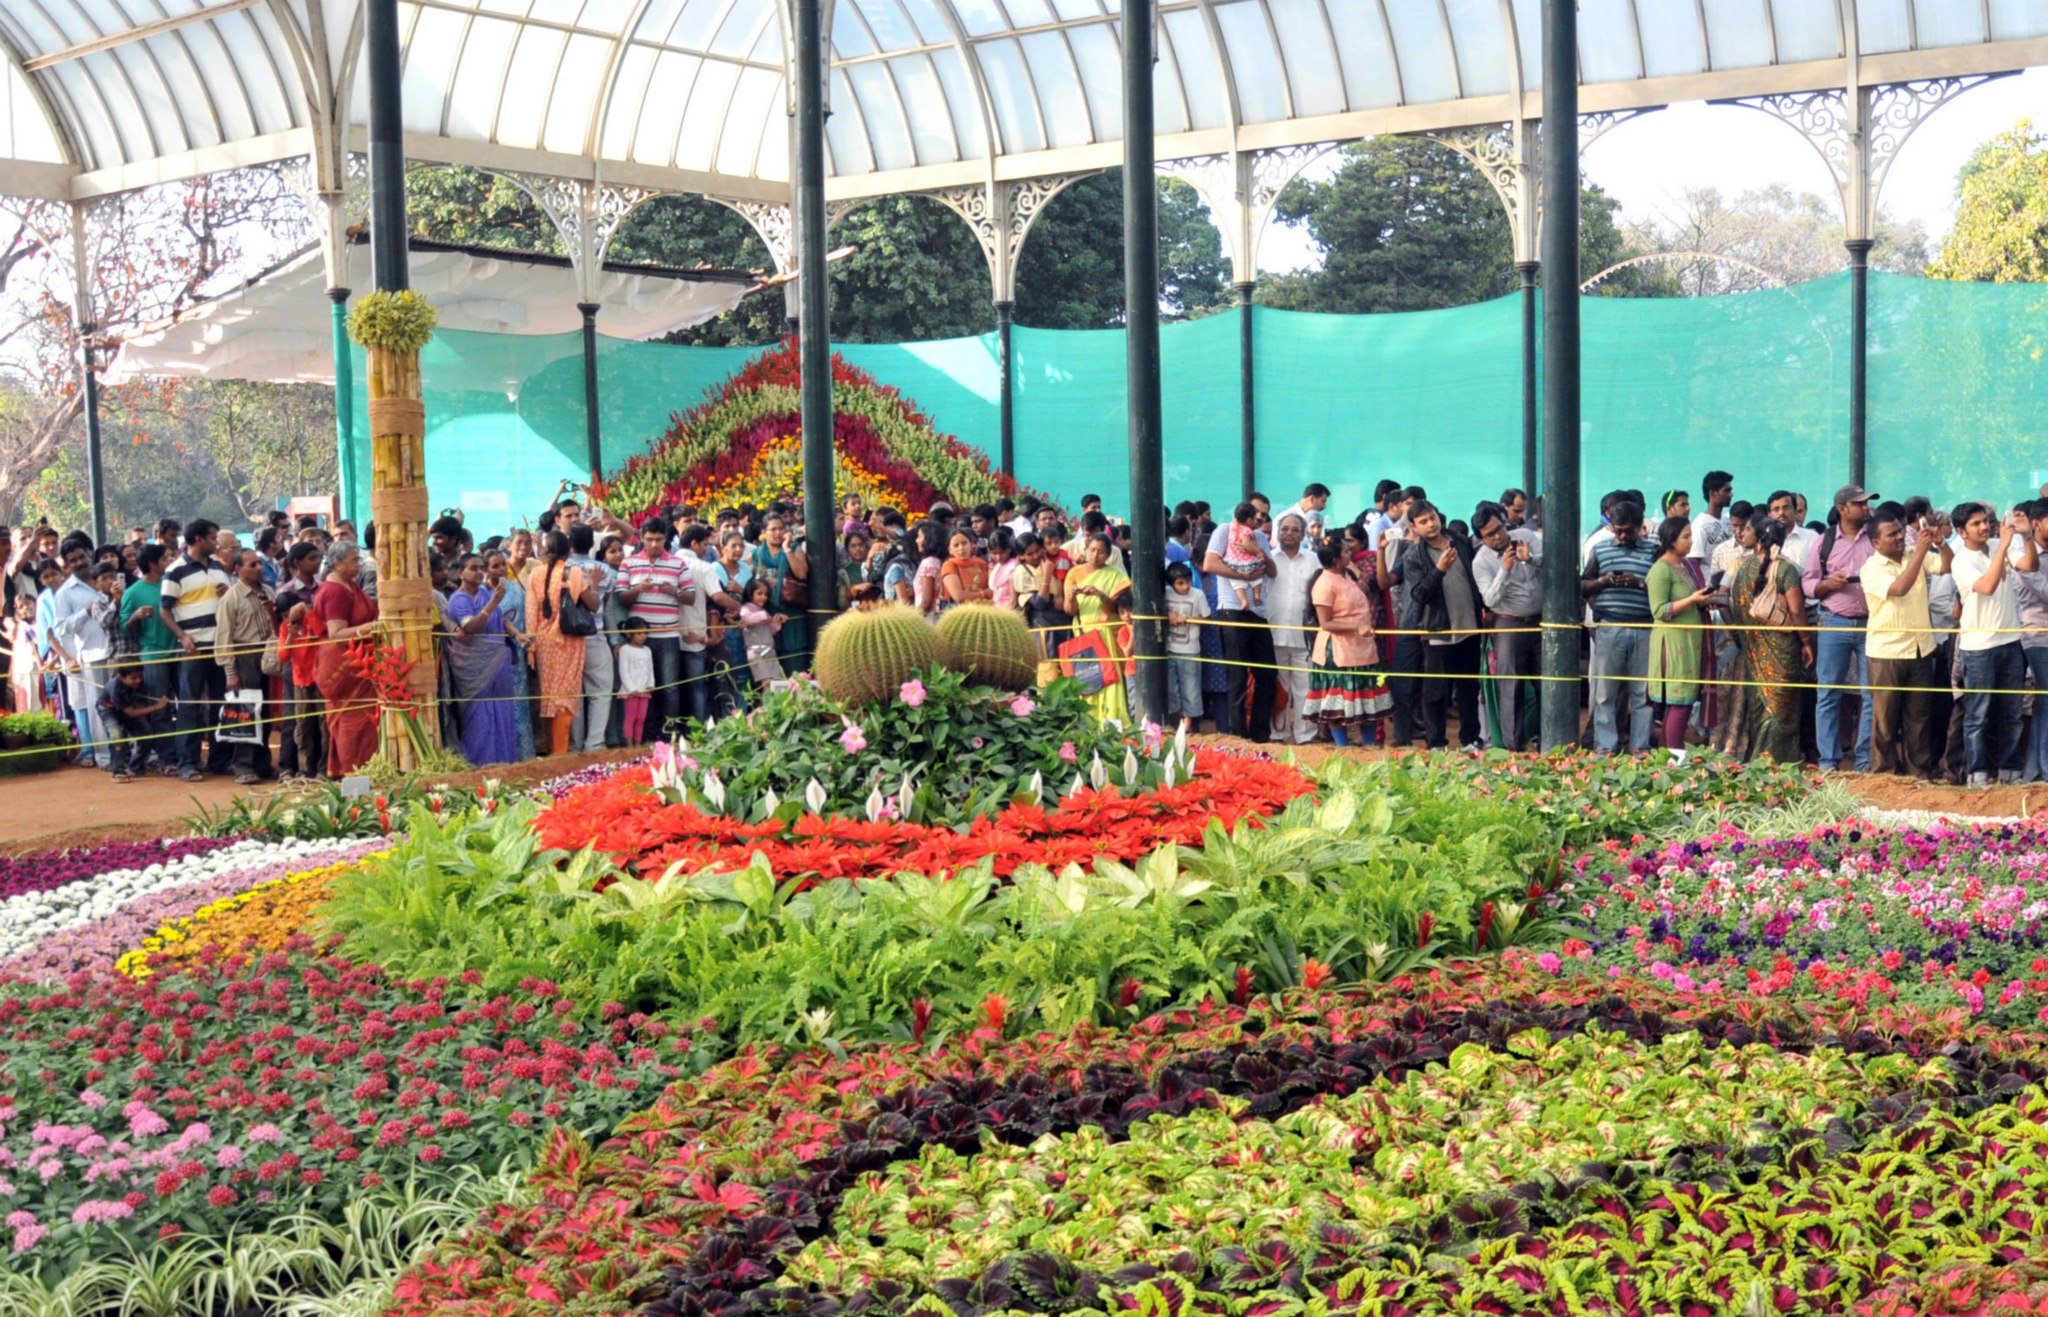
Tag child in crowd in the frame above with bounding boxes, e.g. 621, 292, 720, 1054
738, 578, 784, 686
5, 596, 40, 714
98, 661, 169, 782
1163, 562, 1210, 732
615, 617, 655, 743
1220, 504, 1267, 609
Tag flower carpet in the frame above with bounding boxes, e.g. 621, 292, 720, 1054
4, 733, 2048, 1316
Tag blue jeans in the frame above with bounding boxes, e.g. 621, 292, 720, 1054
2025, 645, 2048, 782
173, 651, 225, 772
1167, 655, 1203, 720
1590, 623, 1651, 752
678, 645, 709, 728
1962, 641, 2026, 780
646, 636, 682, 739
1814, 614, 1872, 770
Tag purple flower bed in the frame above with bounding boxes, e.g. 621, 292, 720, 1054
536, 759, 636, 799
0, 837, 240, 904
0, 840, 388, 981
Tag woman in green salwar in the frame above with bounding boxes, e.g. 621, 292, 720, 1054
1729, 515, 1810, 765
1646, 516, 1715, 749
1063, 533, 1132, 725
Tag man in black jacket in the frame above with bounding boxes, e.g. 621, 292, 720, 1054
1388, 500, 1482, 749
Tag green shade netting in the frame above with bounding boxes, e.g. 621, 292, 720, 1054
343, 272, 2048, 530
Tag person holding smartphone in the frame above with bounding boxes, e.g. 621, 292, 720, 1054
1861, 506, 1950, 778
1950, 501, 2037, 786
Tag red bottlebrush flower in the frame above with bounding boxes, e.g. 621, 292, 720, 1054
910, 998, 931, 1046
1233, 966, 1254, 1008
980, 993, 1009, 1034
1118, 978, 1142, 1010
1417, 911, 1437, 948
1301, 957, 1333, 990
1476, 902, 1496, 951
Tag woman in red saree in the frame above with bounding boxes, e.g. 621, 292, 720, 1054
313, 542, 380, 776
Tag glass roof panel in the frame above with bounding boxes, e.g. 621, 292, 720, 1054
629, 49, 695, 163
1148, 15, 1190, 133
597, 41, 654, 157
71, 51, 148, 162
952, 0, 1013, 40
475, 0, 536, 19
1017, 30, 1091, 147
2, 59, 66, 162
1917, 0, 1987, 45
1772, 0, 1841, 63
102, 44, 175, 154
849, 0, 923, 53
401, 6, 467, 135
661, 0, 735, 54
1854, 0, 1913, 55
247, 12, 306, 133
716, 64, 781, 172
176, 19, 257, 141
1266, 0, 1346, 116
1700, 0, 1774, 69
1442, 0, 1512, 96
1574, 0, 1641, 81
710, 4, 775, 59
1065, 20, 1123, 139
823, 67, 875, 173
925, 47, 989, 158
975, 36, 1047, 152
139, 30, 228, 146
894, 0, 954, 48
1159, 8, 1224, 131
755, 88, 788, 179
573, 0, 634, 30
1510, 0, 1542, 87
493, 25, 566, 148
833, 8, 878, 57
1214, 0, 1286, 123
1049, 0, 1101, 21
541, 32, 608, 152
1989, 0, 2048, 41
1001, 0, 1060, 28
749, 13, 781, 59
447, 15, 518, 138
844, 60, 915, 168
1329, 1, 1404, 107
886, 55, 959, 161
1636, 0, 1707, 78
1382, 0, 1460, 102
674, 55, 742, 168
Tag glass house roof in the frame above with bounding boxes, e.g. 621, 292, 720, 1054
3, 0, 2046, 201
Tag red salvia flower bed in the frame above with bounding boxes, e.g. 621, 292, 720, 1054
533, 748, 1314, 883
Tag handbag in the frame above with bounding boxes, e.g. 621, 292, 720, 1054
556, 586, 598, 638
1747, 554, 1791, 628
259, 635, 285, 678
1056, 630, 1121, 694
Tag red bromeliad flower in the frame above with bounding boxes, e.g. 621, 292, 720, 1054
1233, 966, 1254, 1008
1417, 912, 1437, 949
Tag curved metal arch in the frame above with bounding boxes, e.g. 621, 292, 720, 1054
260, 0, 326, 125
1370, 0, 1405, 105
1621, 0, 1647, 79
1188, 0, 1243, 145
835, 0, 926, 166
1582, 249, 1788, 291
24, 0, 161, 163
1253, 0, 1295, 119
924, 0, 1007, 169
123, 0, 221, 154
1430, 0, 1460, 99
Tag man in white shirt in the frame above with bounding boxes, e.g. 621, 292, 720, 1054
1949, 502, 2036, 785
1266, 512, 1321, 744
1689, 471, 1734, 566
1278, 484, 1330, 542
1473, 503, 1542, 751
673, 525, 723, 725
1768, 491, 1821, 570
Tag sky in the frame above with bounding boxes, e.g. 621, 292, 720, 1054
1260, 67, 2048, 274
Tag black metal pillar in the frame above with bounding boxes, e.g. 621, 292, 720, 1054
794, 0, 836, 620
1538, 0, 1582, 753
1846, 238, 1871, 489
1123, 0, 1165, 725
1237, 281, 1255, 500
578, 302, 603, 478
1517, 261, 1539, 498
80, 326, 106, 545
364, 0, 408, 294
995, 299, 1015, 476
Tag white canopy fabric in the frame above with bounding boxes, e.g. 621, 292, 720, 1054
102, 238, 766, 384
6, 2, 2047, 203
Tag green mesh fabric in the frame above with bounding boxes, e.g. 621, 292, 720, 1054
344, 275, 2048, 530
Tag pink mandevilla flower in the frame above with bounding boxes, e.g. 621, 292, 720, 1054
899, 677, 926, 707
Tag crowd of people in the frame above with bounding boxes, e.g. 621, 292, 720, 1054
4, 467, 2046, 787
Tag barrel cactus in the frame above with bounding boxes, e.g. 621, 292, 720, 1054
935, 604, 1038, 690
813, 604, 943, 706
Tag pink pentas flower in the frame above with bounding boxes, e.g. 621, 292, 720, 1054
1059, 741, 1078, 764
77, 1090, 107, 1111
245, 1124, 285, 1145
899, 677, 926, 707
10, 1225, 44, 1253
215, 1146, 244, 1169
1009, 695, 1034, 717
69, 1200, 134, 1225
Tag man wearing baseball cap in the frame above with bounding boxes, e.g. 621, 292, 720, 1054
1802, 485, 1878, 772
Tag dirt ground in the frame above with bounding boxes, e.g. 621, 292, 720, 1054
1, 738, 2039, 856
0, 747, 645, 854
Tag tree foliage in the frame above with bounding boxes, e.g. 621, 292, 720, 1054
1623, 184, 1928, 295
1257, 136, 1667, 311
1015, 172, 1233, 327
1929, 120, 2048, 284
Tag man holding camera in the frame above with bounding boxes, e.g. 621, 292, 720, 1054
1472, 502, 1540, 751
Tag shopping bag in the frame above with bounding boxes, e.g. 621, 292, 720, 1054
217, 688, 265, 744
1056, 631, 1121, 694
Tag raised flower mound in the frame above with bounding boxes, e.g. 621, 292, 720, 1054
0, 939, 701, 1276
115, 851, 386, 978
534, 747, 1313, 882
385, 965, 2048, 1315
0, 840, 386, 981
1555, 817, 2048, 1026
0, 837, 365, 965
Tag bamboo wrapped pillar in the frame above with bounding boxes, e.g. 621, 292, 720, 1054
349, 291, 442, 772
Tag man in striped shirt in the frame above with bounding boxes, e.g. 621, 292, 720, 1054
618, 516, 696, 741
1580, 499, 1657, 752
158, 518, 234, 781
